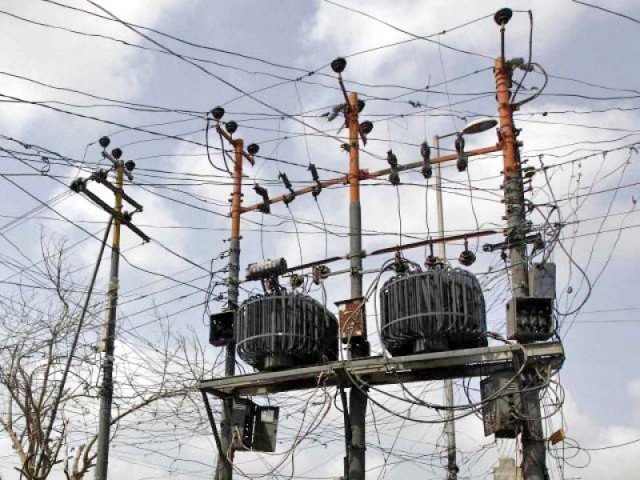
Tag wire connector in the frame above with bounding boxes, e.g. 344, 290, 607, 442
254, 183, 271, 214
308, 163, 323, 197
420, 141, 432, 179
386, 150, 400, 185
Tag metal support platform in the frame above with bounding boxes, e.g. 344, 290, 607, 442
199, 342, 564, 397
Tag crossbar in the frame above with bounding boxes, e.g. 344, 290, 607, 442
199, 341, 564, 397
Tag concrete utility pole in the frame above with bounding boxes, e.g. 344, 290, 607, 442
347, 91, 368, 480
434, 136, 459, 480
67, 139, 149, 480
94, 156, 124, 480
494, 35, 548, 480
216, 137, 245, 480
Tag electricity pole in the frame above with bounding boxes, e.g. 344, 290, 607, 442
94, 157, 123, 480
434, 135, 458, 480
494, 18, 548, 480
347, 91, 368, 480
80, 141, 148, 480
208, 107, 258, 480
216, 136, 244, 480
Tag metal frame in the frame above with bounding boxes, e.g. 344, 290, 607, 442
199, 342, 564, 398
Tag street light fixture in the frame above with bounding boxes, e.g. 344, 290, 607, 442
432, 116, 497, 253
460, 117, 498, 136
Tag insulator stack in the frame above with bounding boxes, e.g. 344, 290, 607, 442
380, 267, 487, 356
235, 293, 338, 371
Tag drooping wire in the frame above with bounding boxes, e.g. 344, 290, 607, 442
511, 10, 533, 104
205, 117, 231, 175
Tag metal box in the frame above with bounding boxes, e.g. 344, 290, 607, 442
230, 398, 254, 450
252, 406, 279, 452
481, 374, 521, 438
230, 400, 279, 452
506, 296, 554, 342
335, 298, 365, 343
209, 311, 234, 346
529, 262, 556, 298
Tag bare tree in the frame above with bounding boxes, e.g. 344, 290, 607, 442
0, 239, 212, 479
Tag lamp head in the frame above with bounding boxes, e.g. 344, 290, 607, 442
461, 118, 498, 136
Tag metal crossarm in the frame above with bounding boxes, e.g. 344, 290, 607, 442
199, 341, 564, 397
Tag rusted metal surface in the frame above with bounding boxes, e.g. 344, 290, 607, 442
230, 139, 244, 241
335, 297, 366, 343
239, 144, 502, 214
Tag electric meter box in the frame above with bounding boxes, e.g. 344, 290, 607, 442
529, 262, 556, 298
230, 398, 255, 450
481, 374, 521, 438
253, 406, 279, 452
507, 262, 556, 342
506, 297, 554, 342
230, 399, 280, 453
209, 311, 234, 347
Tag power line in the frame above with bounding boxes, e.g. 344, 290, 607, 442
572, 0, 640, 25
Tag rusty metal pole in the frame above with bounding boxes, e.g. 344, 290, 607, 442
495, 57, 547, 480
346, 92, 368, 480
216, 138, 244, 480
495, 58, 529, 297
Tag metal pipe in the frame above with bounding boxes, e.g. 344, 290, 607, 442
434, 135, 459, 480
367, 230, 497, 257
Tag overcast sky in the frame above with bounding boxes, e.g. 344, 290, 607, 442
1, 1, 640, 479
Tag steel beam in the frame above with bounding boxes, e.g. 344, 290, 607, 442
199, 342, 564, 398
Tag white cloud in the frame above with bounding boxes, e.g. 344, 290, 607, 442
0, 0, 178, 135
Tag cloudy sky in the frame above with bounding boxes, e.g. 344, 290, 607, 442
1, 0, 639, 479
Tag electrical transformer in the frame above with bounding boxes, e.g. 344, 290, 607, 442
481, 373, 522, 438
379, 267, 488, 356
235, 293, 339, 371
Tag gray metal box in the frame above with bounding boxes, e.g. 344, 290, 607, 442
529, 262, 556, 298
252, 406, 279, 452
481, 374, 521, 438
506, 296, 554, 342
230, 400, 280, 452
230, 398, 254, 450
